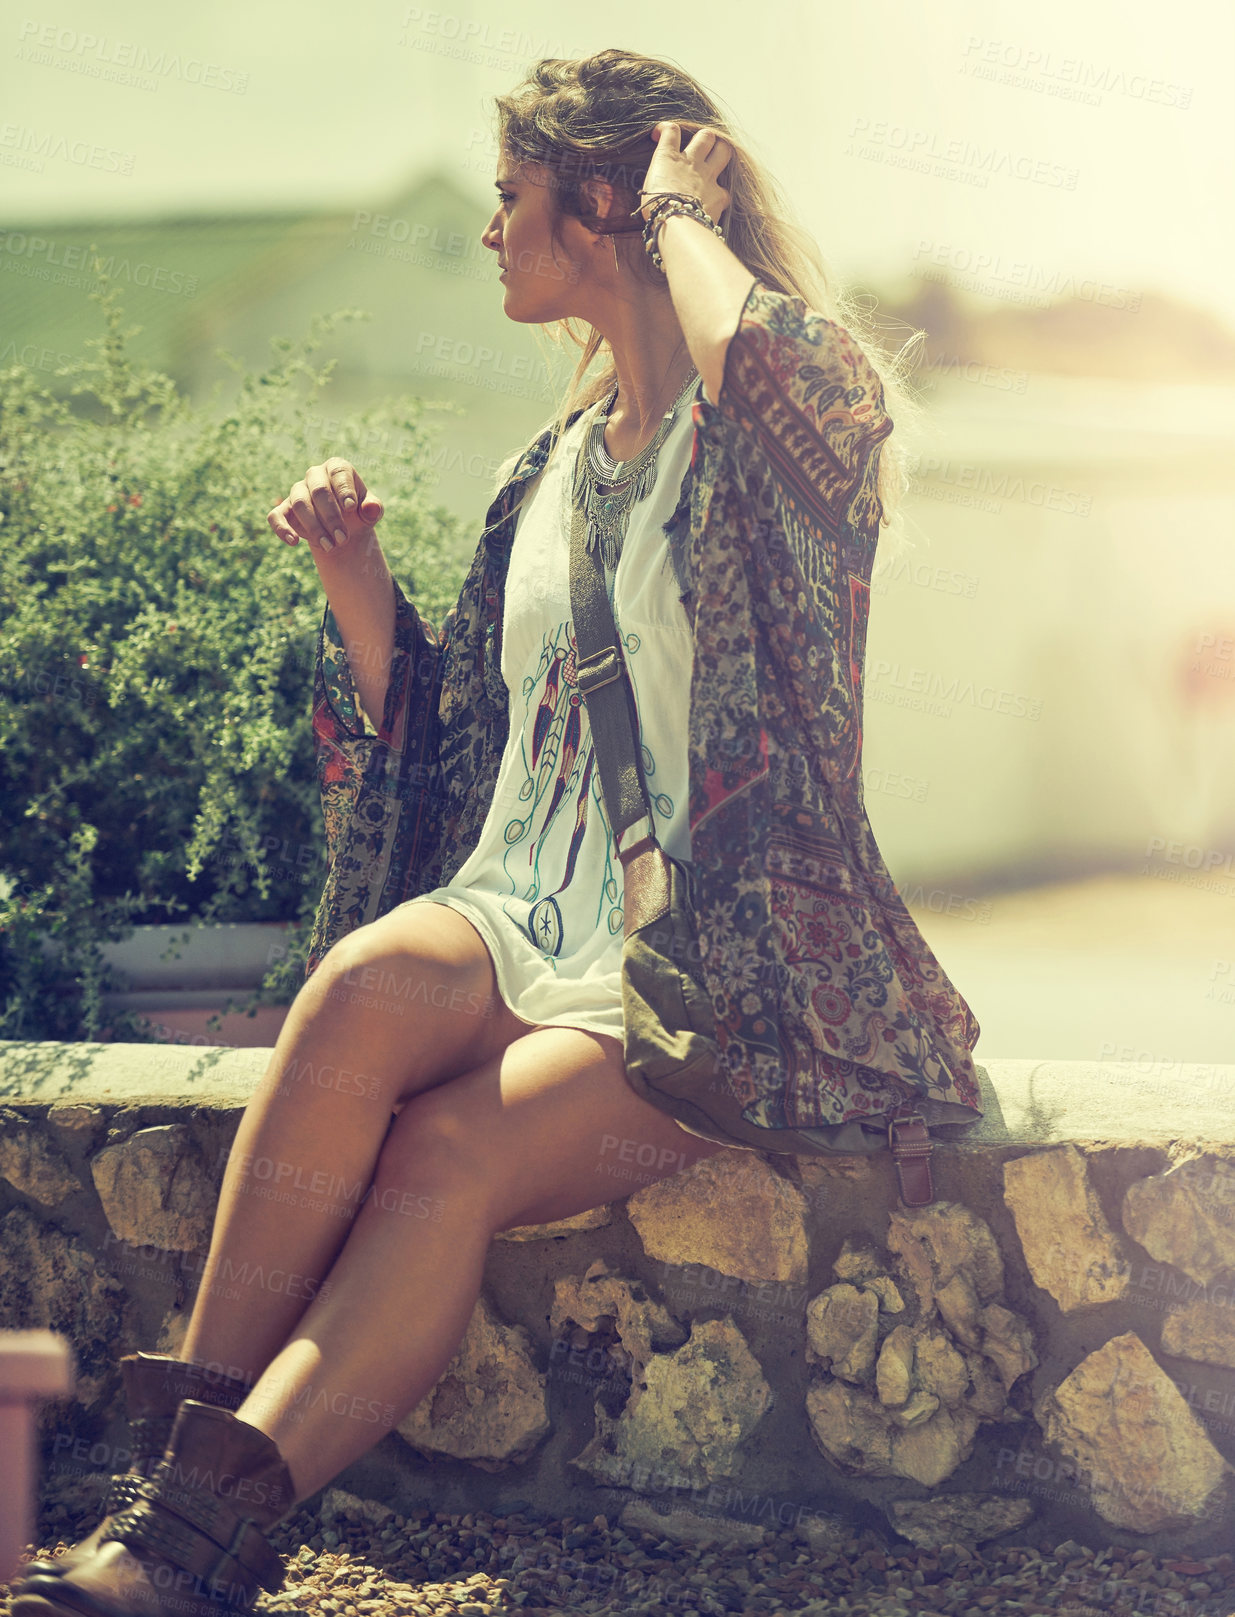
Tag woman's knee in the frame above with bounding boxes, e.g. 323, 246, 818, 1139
368, 1079, 499, 1221
315, 913, 501, 1031
314, 927, 430, 1022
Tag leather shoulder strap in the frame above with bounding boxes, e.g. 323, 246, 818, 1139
567, 489, 660, 868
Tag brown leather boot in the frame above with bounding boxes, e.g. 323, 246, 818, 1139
24, 1355, 257, 1583
9, 1397, 296, 1617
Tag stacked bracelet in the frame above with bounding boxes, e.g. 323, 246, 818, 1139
630, 190, 725, 272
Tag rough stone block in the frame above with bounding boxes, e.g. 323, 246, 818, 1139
397, 1293, 550, 1471
1123, 1152, 1235, 1287
1004, 1143, 1131, 1311
1033, 1330, 1233, 1531
90, 1124, 215, 1252
626, 1151, 810, 1285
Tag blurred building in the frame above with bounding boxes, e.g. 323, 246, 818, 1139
4, 171, 1234, 897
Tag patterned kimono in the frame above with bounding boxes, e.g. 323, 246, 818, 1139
305, 278, 984, 1148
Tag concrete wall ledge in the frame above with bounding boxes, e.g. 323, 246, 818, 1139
2, 1043, 1230, 1143
2, 1040, 1233, 1562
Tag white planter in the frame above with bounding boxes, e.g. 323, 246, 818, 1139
96, 921, 295, 1009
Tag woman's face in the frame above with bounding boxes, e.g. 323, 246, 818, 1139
481, 155, 591, 323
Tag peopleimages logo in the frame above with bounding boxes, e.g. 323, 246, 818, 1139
905, 452, 1092, 516
0, 121, 134, 174
1140, 835, 1235, 898
846, 116, 1079, 190
911, 239, 1141, 312
959, 35, 1193, 110
0, 232, 197, 295
15, 22, 250, 93
1144, 836, 1235, 877
866, 657, 1043, 721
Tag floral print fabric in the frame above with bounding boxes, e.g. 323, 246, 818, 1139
306, 277, 984, 1142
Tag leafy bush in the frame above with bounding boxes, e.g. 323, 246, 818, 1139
0, 264, 470, 1042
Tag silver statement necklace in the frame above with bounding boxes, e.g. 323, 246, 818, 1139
572, 366, 699, 572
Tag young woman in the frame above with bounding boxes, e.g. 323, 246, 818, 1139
12, 47, 981, 1617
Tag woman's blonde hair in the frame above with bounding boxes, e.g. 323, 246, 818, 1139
489, 48, 926, 560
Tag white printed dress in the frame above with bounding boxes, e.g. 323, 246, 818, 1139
393, 396, 696, 1040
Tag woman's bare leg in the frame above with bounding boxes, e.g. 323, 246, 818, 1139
178, 904, 531, 1381
232, 1023, 726, 1503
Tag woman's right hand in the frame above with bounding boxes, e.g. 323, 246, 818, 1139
266, 457, 384, 555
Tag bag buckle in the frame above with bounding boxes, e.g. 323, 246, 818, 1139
575, 644, 624, 695
887, 1105, 934, 1208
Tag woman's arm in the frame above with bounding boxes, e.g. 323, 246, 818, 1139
637, 122, 755, 403
642, 124, 891, 532
268, 457, 398, 736
311, 537, 396, 736
652, 207, 757, 405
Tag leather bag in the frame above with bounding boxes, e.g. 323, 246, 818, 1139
567, 492, 938, 1207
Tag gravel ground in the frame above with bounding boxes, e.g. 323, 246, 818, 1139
4, 1485, 1234, 1617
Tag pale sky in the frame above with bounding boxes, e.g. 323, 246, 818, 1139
2, 0, 1232, 324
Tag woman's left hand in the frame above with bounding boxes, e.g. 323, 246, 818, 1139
640, 122, 733, 226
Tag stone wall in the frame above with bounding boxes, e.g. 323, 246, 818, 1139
1, 1040, 1233, 1559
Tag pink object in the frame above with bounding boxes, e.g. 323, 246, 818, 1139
0, 1332, 74, 1586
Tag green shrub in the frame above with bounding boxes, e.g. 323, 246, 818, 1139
0, 263, 469, 1042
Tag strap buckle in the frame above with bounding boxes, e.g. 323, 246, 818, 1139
615, 812, 658, 862
575, 643, 624, 695
887, 1106, 934, 1208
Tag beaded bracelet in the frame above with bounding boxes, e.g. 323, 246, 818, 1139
639, 194, 723, 270
630, 191, 725, 271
